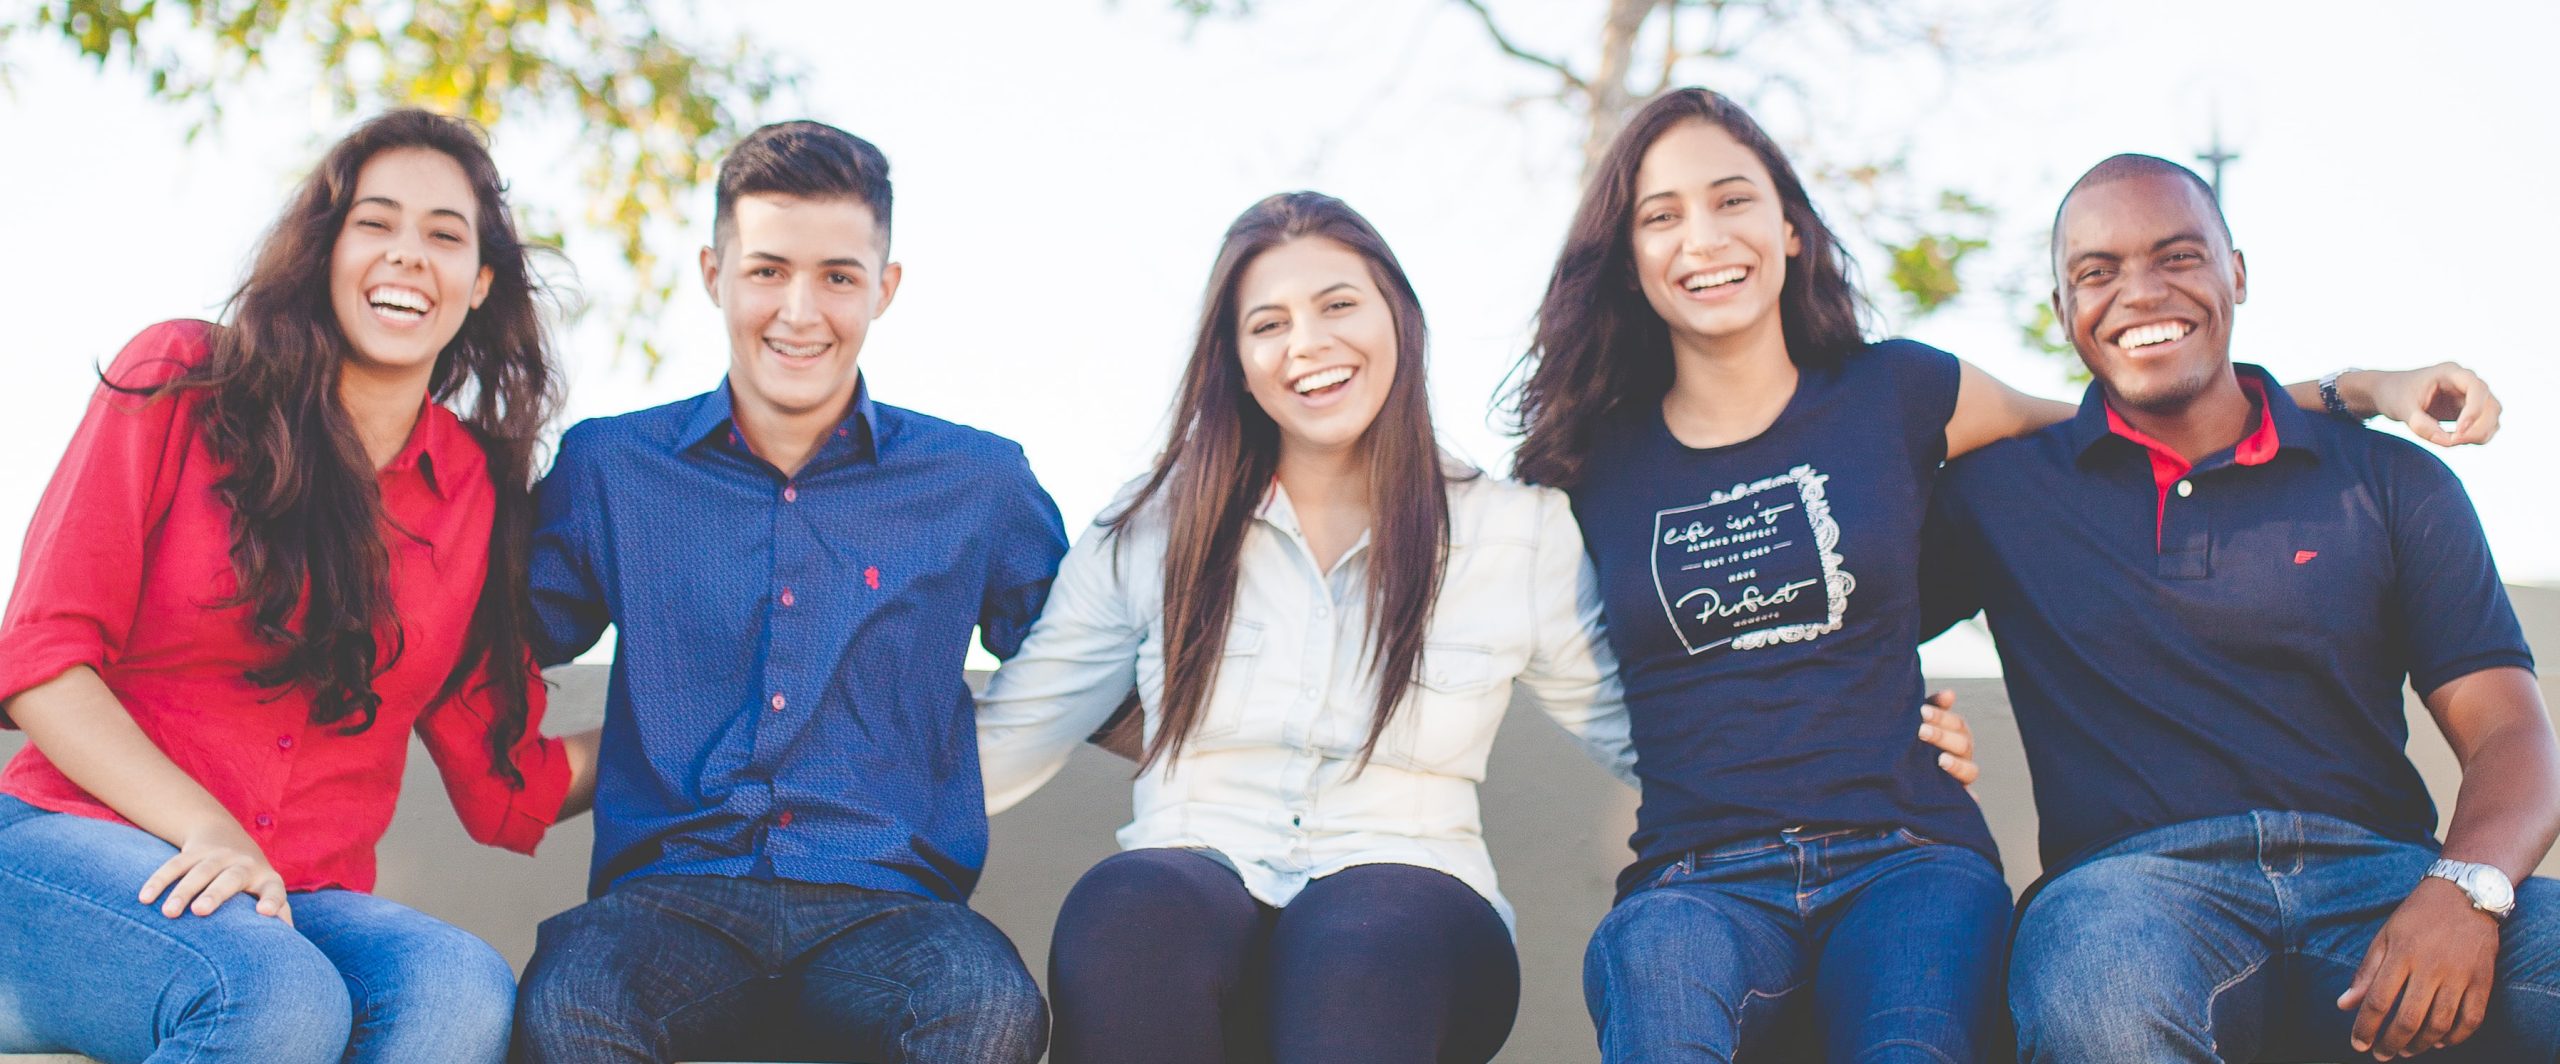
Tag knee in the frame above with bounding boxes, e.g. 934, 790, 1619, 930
364, 926, 516, 1045
1060, 849, 1239, 921
907, 960, 1048, 1064
187, 936, 355, 1064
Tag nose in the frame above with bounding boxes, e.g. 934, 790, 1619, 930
1681, 211, 1731, 258
778, 274, 821, 326
1285, 315, 1334, 363
2120, 263, 2171, 308
384, 227, 423, 268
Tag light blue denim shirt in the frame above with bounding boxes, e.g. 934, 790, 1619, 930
978, 470, 1635, 930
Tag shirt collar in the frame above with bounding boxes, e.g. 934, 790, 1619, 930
2070, 362, 2317, 469
677, 374, 881, 464
379, 397, 469, 499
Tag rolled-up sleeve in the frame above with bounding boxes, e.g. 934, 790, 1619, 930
977, 518, 1146, 815
1515, 488, 1638, 787
0, 322, 206, 718
416, 656, 572, 854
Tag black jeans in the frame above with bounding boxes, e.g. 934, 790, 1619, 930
1048, 848, 1520, 1063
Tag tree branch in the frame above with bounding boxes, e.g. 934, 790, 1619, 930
1452, 0, 1586, 92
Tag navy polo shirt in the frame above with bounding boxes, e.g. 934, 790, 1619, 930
1572, 339, 1998, 896
530, 377, 1067, 900
1923, 363, 2533, 877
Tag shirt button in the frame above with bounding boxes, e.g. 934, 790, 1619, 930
780, 588, 796, 607
783, 484, 798, 503
770, 693, 787, 711
276, 734, 294, 751
776, 810, 794, 827
2176, 480, 2194, 497
1315, 606, 1330, 619
252, 813, 274, 829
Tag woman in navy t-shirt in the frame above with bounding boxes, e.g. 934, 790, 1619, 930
1506, 88, 2485, 1062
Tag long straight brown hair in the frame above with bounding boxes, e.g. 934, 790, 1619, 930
1506, 88, 1870, 489
126, 110, 560, 785
1108, 192, 1453, 771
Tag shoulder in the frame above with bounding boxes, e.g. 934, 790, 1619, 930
1849, 337, 1961, 379
1449, 473, 1578, 549
554, 392, 711, 461
2321, 420, 2464, 501
873, 401, 1034, 474
1940, 419, 2074, 493
101, 319, 218, 390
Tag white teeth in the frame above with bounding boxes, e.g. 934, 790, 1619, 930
1292, 367, 1353, 394
367, 286, 430, 313
1683, 267, 1747, 292
2117, 321, 2191, 349
767, 339, 826, 358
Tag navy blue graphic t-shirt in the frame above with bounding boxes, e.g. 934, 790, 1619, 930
1570, 339, 1997, 894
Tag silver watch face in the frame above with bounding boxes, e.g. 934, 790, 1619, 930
2468, 866, 2517, 912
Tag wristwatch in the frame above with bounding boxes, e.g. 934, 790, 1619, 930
2317, 368, 2370, 422
2426, 858, 2517, 921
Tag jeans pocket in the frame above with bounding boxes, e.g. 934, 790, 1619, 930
1892, 826, 1943, 848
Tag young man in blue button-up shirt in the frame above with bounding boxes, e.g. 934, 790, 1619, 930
511, 121, 1067, 1064
1925, 154, 2560, 1063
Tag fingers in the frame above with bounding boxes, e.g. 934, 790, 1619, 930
1918, 705, 1975, 758
159, 858, 225, 919
256, 877, 295, 928
136, 846, 287, 921
2342, 936, 2391, 1041
2375, 974, 2451, 1060
1924, 688, 1959, 710
2448, 371, 2501, 445
138, 851, 193, 906
189, 865, 251, 917
2446, 980, 2491, 1049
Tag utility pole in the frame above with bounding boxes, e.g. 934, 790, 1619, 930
2197, 117, 2239, 199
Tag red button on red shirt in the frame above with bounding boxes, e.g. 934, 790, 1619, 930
0, 321, 572, 892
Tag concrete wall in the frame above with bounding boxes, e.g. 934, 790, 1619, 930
2, 585, 2551, 1062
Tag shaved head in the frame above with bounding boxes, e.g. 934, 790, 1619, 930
2052, 154, 2230, 270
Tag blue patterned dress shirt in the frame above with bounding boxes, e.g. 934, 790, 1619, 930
530, 377, 1066, 900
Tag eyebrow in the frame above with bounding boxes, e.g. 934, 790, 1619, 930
1635, 175, 1757, 209
744, 251, 872, 272
1244, 281, 1360, 319
354, 195, 471, 224
2066, 230, 2212, 270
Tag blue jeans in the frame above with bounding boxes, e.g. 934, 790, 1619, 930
0, 795, 515, 1064
1047, 849, 1520, 1063
1583, 825, 2012, 1063
511, 873, 1046, 1063
2011, 810, 2560, 1062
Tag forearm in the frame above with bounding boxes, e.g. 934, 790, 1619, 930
2439, 715, 2560, 882
556, 727, 601, 819
7, 666, 245, 846
2281, 370, 2383, 419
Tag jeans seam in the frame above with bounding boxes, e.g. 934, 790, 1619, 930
1732, 981, 1805, 1061
0, 858, 239, 1064
1867, 1038, 1961, 1064
2201, 951, 2269, 1058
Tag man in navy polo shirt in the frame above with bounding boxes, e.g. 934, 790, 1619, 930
1924, 154, 2560, 1062
509, 122, 1066, 1062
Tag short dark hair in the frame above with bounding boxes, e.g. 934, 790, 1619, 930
713, 120, 893, 253
2051, 153, 2230, 267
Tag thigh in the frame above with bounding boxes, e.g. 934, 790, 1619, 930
2010, 849, 2277, 1064
790, 885, 1046, 1064
1583, 854, 1806, 1064
1048, 848, 1270, 1064
1266, 862, 1519, 1064
291, 888, 514, 1064
2286, 851, 2560, 1062
1812, 840, 2012, 1064
511, 875, 773, 1064
0, 798, 350, 1064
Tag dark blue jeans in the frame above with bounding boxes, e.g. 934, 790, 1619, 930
1047, 849, 1520, 1064
511, 873, 1046, 1064
1583, 825, 2012, 1063
2011, 810, 2560, 1062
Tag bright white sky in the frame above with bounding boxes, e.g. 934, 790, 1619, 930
2, 0, 2551, 677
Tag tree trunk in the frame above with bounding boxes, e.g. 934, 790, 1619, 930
1579, 0, 1659, 181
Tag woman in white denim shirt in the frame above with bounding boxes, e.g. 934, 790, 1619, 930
976, 192, 1980, 1063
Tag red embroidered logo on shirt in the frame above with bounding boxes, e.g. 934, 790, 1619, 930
864, 565, 881, 590
2294, 550, 2319, 565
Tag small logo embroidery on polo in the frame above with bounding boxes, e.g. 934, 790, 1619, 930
864, 565, 881, 590
2294, 550, 2319, 564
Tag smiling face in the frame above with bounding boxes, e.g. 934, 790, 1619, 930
1628, 118, 1801, 358
702, 192, 902, 426
2054, 171, 2248, 414
1233, 236, 1399, 459
328, 147, 492, 381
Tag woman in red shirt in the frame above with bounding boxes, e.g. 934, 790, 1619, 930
0, 110, 594, 1064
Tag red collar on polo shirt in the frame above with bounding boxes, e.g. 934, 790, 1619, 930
2103, 374, 2282, 549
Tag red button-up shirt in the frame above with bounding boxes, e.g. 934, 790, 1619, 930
0, 320, 569, 891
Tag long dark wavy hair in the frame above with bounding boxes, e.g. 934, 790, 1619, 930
130, 110, 559, 785
1108, 192, 1455, 771
1507, 88, 1869, 488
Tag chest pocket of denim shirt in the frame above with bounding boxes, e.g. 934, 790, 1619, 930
1189, 621, 1266, 741
1380, 642, 1502, 764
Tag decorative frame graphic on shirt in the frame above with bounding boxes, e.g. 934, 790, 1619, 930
1650, 464, 1855, 654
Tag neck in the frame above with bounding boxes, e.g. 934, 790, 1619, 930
734, 387, 851, 478
1660, 321, 1798, 448
1274, 438, 1371, 512
2110, 366, 2255, 463
338, 361, 432, 470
